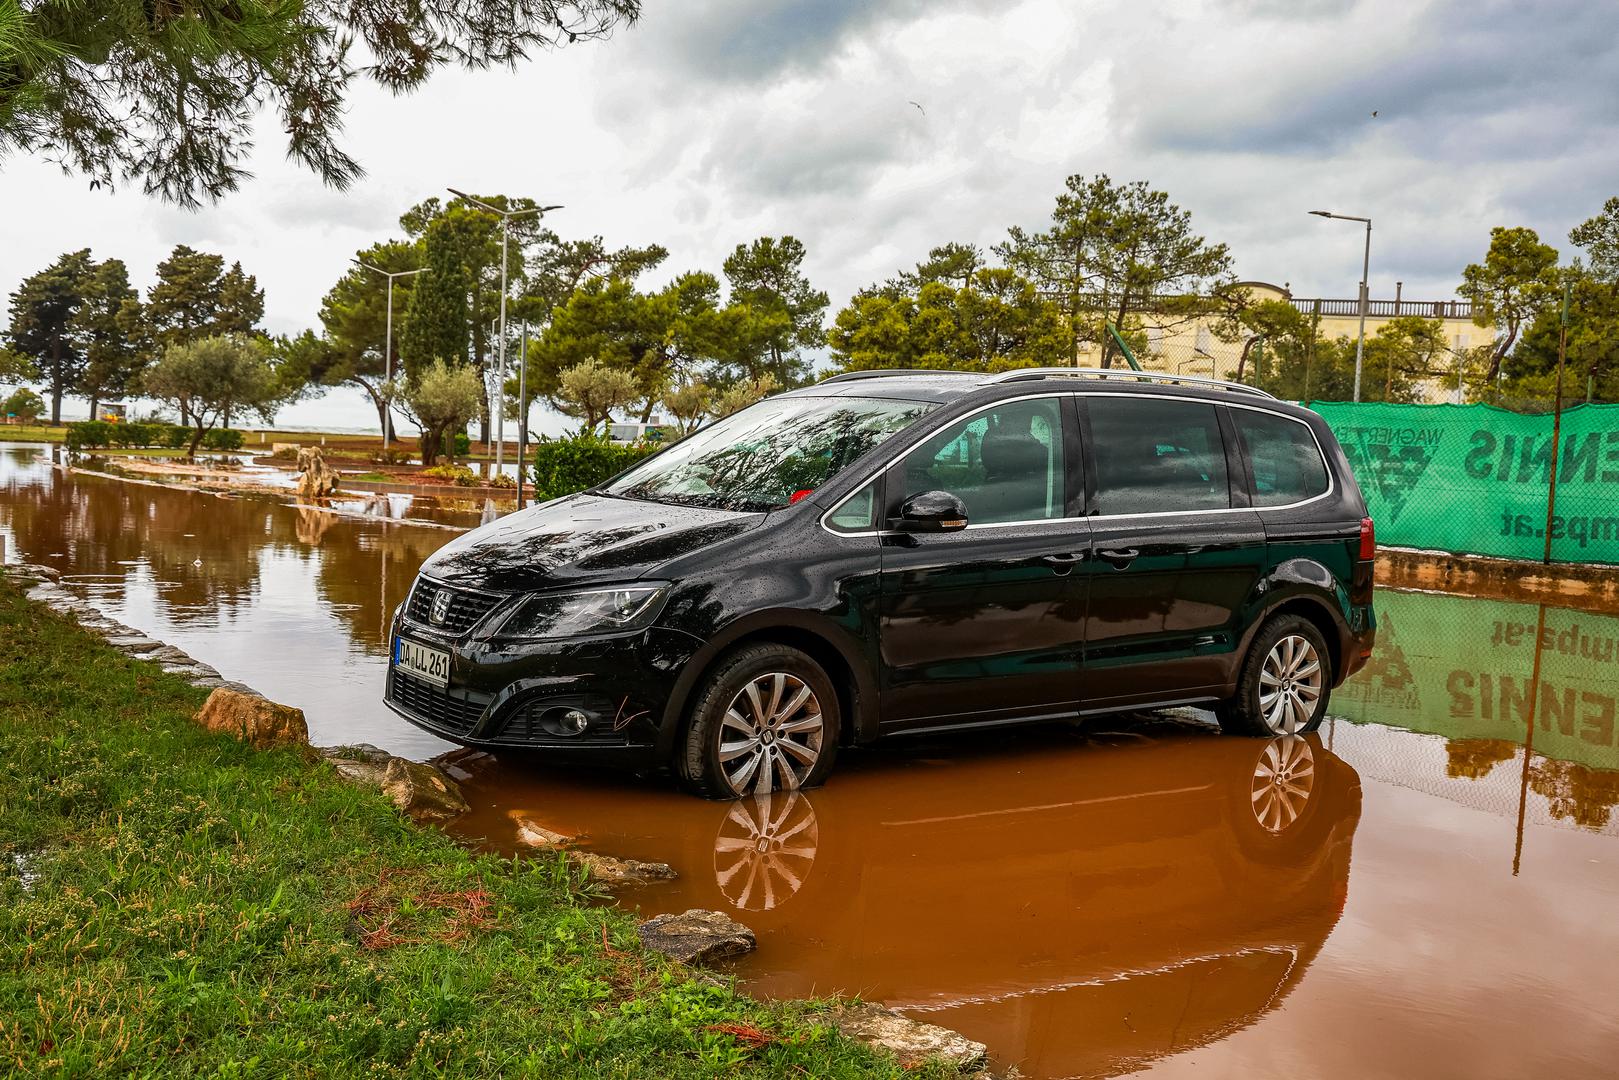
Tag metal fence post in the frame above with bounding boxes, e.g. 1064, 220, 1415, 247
1541, 281, 1571, 565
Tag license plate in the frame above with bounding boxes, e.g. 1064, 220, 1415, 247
394, 637, 450, 688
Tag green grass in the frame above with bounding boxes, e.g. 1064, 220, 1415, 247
0, 424, 67, 443
0, 573, 927, 1078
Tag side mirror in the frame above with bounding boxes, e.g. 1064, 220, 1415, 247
895, 490, 969, 533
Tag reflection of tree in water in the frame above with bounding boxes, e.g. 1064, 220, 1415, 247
1445, 738, 1519, 781
1, 465, 451, 652
1529, 758, 1619, 830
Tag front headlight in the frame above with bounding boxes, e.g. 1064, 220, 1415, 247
486, 583, 671, 641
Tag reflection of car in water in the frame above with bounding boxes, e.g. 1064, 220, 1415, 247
445, 726, 1361, 1078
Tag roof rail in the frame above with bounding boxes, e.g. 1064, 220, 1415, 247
818, 369, 976, 384
988, 367, 1276, 399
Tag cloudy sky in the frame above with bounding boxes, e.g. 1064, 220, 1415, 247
4, 0, 1616, 431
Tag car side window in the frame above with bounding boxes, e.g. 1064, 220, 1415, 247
827, 480, 878, 531
1087, 397, 1230, 515
1233, 410, 1329, 506
899, 397, 1067, 525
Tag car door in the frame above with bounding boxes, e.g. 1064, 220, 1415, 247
877, 394, 1090, 729
1078, 394, 1268, 709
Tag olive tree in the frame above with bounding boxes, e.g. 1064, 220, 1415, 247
141, 334, 278, 456
556, 358, 639, 433
396, 361, 482, 467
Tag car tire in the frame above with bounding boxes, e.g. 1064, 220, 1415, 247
679, 643, 842, 799
1217, 614, 1332, 737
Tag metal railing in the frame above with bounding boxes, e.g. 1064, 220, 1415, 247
1291, 297, 1476, 320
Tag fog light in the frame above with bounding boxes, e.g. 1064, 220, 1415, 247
533, 706, 593, 737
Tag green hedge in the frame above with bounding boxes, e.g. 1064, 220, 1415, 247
529, 436, 657, 500
64, 421, 243, 452
202, 428, 245, 451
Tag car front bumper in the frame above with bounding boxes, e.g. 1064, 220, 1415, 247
383, 614, 705, 766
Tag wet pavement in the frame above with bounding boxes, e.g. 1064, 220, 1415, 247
4, 443, 1618, 1078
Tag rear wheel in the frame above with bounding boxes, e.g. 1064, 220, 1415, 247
1217, 615, 1331, 736
679, 644, 841, 799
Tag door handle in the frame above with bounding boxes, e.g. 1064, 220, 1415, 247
1042, 552, 1085, 574
1097, 547, 1140, 568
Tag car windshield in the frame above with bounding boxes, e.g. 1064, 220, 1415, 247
604, 395, 934, 512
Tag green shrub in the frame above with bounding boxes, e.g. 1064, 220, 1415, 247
202, 428, 245, 451
108, 422, 164, 448
164, 424, 190, 449
529, 434, 656, 500
421, 464, 477, 486
63, 421, 115, 451
453, 432, 471, 456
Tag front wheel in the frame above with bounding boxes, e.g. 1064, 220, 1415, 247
679, 644, 841, 799
1217, 615, 1332, 736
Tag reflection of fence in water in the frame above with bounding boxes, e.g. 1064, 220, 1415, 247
1329, 588, 1619, 836
1323, 720, 1619, 838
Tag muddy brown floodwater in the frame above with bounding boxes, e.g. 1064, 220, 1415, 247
4, 443, 1619, 1078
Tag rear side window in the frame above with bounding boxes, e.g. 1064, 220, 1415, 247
1087, 397, 1230, 516
1233, 410, 1329, 506
899, 397, 1066, 524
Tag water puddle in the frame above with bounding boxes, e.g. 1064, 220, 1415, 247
3, 441, 1617, 1077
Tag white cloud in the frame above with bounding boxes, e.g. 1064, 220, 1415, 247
3, 0, 1616, 428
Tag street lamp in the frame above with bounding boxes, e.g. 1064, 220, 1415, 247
354, 260, 427, 450
447, 189, 562, 476
1309, 209, 1372, 402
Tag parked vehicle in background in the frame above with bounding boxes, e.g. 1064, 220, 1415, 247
385, 368, 1377, 798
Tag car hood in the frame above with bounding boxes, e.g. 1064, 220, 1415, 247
418, 493, 763, 593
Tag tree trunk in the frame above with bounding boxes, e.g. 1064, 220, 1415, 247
89, 396, 101, 423
420, 427, 438, 467
188, 424, 206, 459
50, 335, 63, 424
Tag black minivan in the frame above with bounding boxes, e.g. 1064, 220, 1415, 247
385, 368, 1376, 798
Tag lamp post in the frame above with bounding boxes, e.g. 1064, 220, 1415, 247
1308, 209, 1372, 402
447, 189, 561, 476
354, 261, 426, 450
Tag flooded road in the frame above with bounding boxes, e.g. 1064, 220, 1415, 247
4, 444, 1619, 1077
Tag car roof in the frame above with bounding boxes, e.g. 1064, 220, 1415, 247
784, 368, 1305, 413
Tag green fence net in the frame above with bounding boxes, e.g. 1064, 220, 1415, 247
1312, 401, 1619, 565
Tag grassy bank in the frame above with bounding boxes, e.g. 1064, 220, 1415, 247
0, 573, 919, 1078
0, 424, 67, 443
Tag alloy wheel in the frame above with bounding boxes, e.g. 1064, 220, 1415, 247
719, 672, 825, 795
1258, 634, 1324, 734
1250, 734, 1316, 832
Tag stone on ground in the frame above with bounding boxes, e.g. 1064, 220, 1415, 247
296, 446, 340, 497
512, 816, 575, 848
832, 1003, 988, 1071
636, 909, 756, 965
379, 757, 469, 823
569, 850, 678, 885
321, 744, 394, 787
194, 687, 309, 749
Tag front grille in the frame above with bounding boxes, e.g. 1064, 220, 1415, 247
405, 580, 502, 636
388, 669, 489, 733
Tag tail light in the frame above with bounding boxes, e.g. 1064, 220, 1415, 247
1359, 517, 1376, 560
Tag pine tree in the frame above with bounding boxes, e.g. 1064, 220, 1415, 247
400, 219, 471, 378
148, 246, 227, 350
74, 258, 147, 420
213, 263, 266, 335
3, 249, 94, 423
